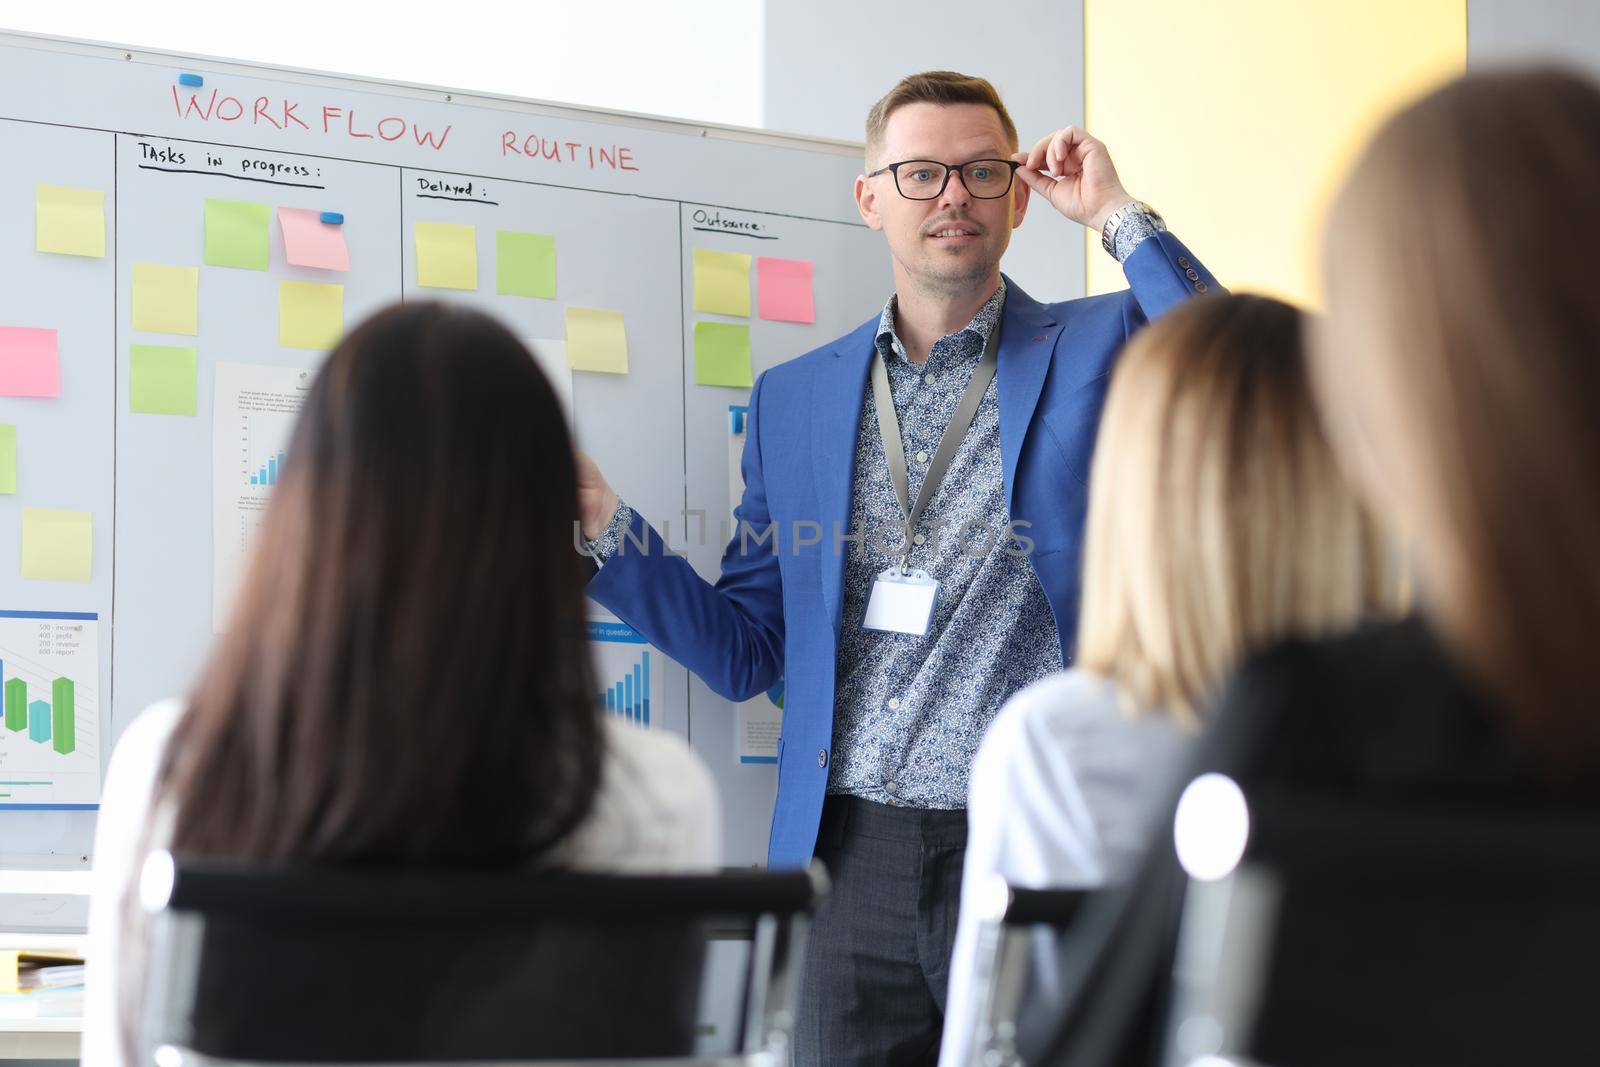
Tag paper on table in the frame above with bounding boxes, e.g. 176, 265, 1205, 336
497, 231, 557, 298
204, 198, 271, 270
757, 256, 816, 323
692, 249, 752, 317
694, 322, 754, 388
20, 508, 92, 583
564, 307, 629, 374
129, 345, 198, 416
0, 425, 15, 495
521, 338, 574, 423
277, 207, 351, 271
414, 221, 478, 289
0, 327, 60, 398
131, 263, 199, 336
35, 185, 106, 258
279, 281, 344, 350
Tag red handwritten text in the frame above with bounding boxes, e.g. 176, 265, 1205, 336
501, 130, 640, 172
171, 88, 452, 150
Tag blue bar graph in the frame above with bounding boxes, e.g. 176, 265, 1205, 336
251, 451, 287, 486
598, 650, 651, 728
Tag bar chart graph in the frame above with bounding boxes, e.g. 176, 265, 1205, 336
585, 617, 658, 731
600, 650, 652, 727
0, 611, 100, 808
249, 449, 287, 486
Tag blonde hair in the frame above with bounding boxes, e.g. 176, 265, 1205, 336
1077, 294, 1394, 724
1317, 67, 1600, 777
865, 71, 1018, 167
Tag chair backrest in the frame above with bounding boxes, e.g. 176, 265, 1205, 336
1163, 803, 1600, 1067
138, 857, 822, 1065
960, 884, 1092, 1067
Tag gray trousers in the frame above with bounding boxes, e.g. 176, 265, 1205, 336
794, 795, 968, 1066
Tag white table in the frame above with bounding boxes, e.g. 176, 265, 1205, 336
0, 933, 84, 1061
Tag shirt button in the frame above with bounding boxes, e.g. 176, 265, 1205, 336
927, 373, 940, 386
912, 533, 926, 545
915, 450, 929, 464
887, 697, 901, 710
817, 748, 828, 768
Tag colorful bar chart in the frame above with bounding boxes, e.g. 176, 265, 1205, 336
0, 611, 100, 808
249, 449, 287, 486
2, 674, 76, 754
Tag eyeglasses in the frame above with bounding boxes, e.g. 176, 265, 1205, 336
865, 158, 1020, 200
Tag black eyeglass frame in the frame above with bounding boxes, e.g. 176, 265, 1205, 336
864, 158, 1022, 200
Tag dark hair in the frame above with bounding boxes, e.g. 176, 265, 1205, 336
1319, 66, 1600, 776
865, 71, 1019, 165
160, 302, 604, 863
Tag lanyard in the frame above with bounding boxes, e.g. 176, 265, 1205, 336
870, 325, 1000, 574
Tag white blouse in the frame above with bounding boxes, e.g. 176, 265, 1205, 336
82, 699, 721, 1067
939, 669, 1193, 1066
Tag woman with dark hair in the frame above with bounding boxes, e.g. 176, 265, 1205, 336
82, 303, 718, 1066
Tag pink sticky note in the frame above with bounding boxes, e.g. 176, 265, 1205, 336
0, 327, 61, 398
277, 207, 351, 271
757, 257, 815, 324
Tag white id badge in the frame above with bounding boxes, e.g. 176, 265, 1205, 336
862, 568, 940, 636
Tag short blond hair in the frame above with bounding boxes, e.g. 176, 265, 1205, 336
865, 71, 1018, 167
1077, 294, 1395, 724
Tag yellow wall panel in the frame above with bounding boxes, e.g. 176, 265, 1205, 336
1085, 0, 1465, 305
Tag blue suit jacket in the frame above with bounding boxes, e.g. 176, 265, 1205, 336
588, 233, 1220, 868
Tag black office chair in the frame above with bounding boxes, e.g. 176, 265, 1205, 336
957, 882, 1092, 1067
136, 853, 825, 1066
1160, 801, 1600, 1067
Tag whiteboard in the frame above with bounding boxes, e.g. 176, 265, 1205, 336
0, 31, 890, 903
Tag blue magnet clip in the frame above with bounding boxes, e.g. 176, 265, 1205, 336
319, 211, 345, 225
178, 73, 204, 87
729, 405, 748, 434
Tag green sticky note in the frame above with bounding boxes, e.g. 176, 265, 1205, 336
279, 281, 345, 350
415, 221, 478, 290
204, 198, 271, 270
564, 306, 629, 374
36, 185, 106, 258
131, 263, 200, 335
129, 345, 198, 416
694, 322, 754, 388
21, 507, 92, 583
0, 425, 15, 495
693, 249, 752, 317
496, 231, 557, 298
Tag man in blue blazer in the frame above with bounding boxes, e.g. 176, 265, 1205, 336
577, 71, 1217, 1064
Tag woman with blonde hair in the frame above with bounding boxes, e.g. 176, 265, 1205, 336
939, 292, 1393, 1064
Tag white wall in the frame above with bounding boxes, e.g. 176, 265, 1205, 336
761, 0, 1088, 302
1469, 0, 1600, 72
1, 1, 765, 128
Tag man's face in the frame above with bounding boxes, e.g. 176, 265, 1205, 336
856, 102, 1028, 296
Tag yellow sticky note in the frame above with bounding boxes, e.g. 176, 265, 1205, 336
693, 249, 752, 317
36, 185, 106, 258
279, 281, 345, 350
21, 508, 92, 583
564, 306, 629, 375
131, 263, 200, 336
415, 222, 478, 290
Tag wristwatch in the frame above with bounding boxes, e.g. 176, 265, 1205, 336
1100, 200, 1167, 257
